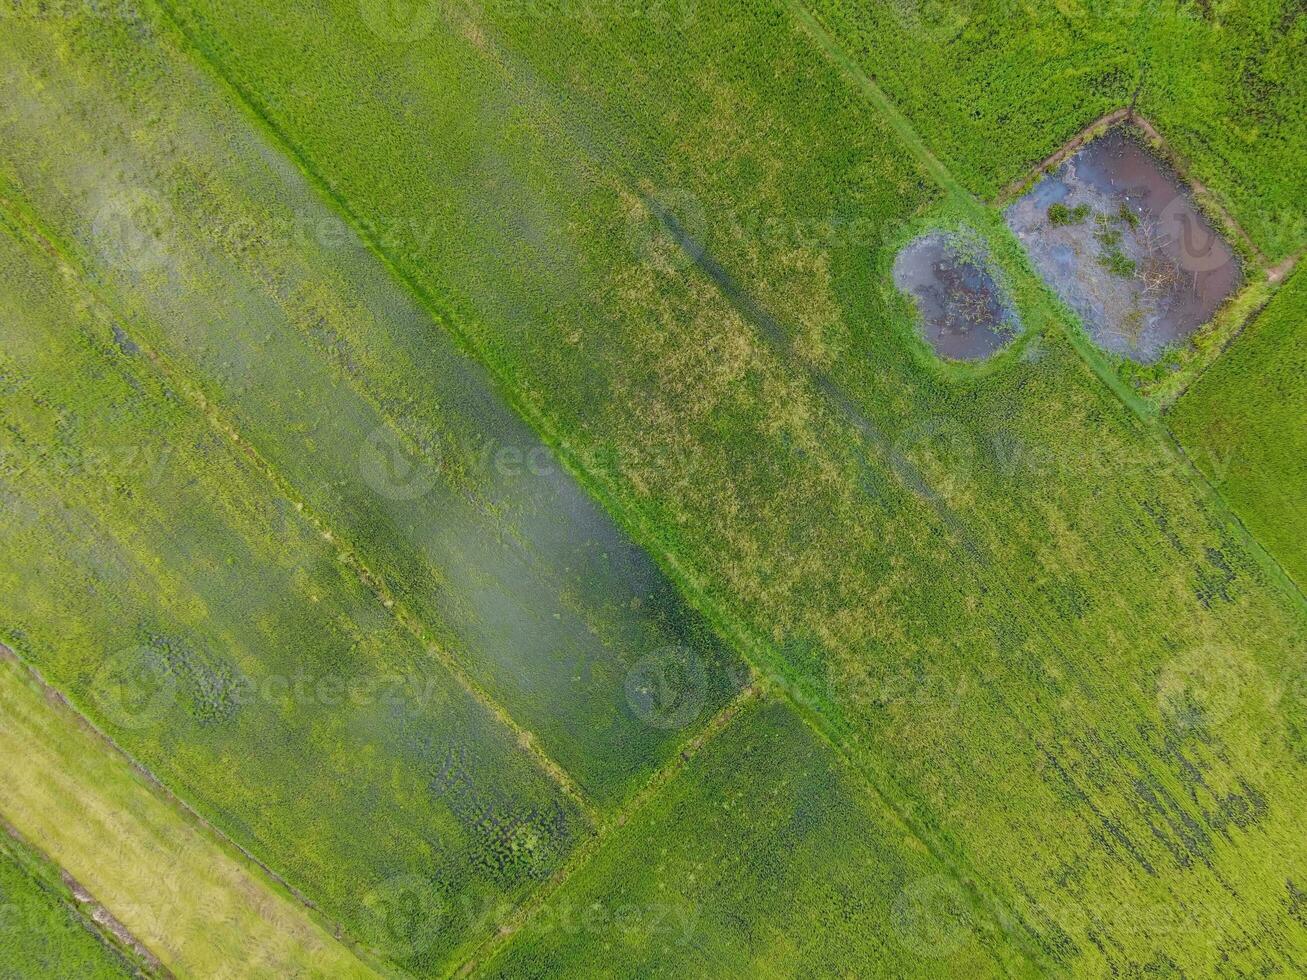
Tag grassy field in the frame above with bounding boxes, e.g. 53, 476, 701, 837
0, 8, 741, 811
0, 210, 589, 974
0, 651, 374, 977
479, 698, 1024, 977
149, 0, 1307, 973
0, 0, 1303, 975
1169, 267, 1307, 588
802, 0, 1138, 201
1139, 1, 1307, 262
0, 828, 141, 979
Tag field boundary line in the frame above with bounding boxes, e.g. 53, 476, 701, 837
0, 817, 169, 977
1160, 255, 1303, 410
0, 190, 599, 827
1161, 428, 1307, 608
0, 643, 389, 978
453, 684, 762, 978
978, 94, 1307, 611
147, 5, 1043, 975
993, 108, 1133, 205
785, 1, 964, 196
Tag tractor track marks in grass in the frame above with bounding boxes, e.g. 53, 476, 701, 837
402, 0, 990, 562
643, 193, 988, 564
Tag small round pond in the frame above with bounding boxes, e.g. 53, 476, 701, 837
893, 232, 1021, 361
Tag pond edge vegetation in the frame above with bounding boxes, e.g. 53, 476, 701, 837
993, 106, 1302, 408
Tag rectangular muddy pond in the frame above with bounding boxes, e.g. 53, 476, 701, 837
1005, 126, 1241, 363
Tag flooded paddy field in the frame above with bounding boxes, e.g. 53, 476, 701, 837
893, 232, 1021, 360
1006, 126, 1241, 363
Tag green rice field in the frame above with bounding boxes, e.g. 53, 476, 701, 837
1170, 267, 1307, 588
0, 0, 1302, 975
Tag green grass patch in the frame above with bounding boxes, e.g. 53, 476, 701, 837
0, 0, 1303, 974
1048, 202, 1090, 225
151, 0, 1307, 972
482, 699, 1023, 977
1169, 267, 1307, 588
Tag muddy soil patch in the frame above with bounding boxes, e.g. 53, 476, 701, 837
1006, 126, 1241, 363
893, 232, 1021, 361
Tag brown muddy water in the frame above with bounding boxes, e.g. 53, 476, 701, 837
893, 232, 1021, 361
1005, 126, 1241, 363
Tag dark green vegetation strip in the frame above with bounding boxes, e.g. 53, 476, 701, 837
802, 0, 1306, 261
0, 832, 142, 980
0, 210, 587, 975
151, 0, 1307, 973
0, 9, 742, 812
1169, 267, 1307, 589
482, 698, 1013, 978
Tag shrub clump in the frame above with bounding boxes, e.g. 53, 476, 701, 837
1047, 202, 1091, 226
1098, 248, 1137, 277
